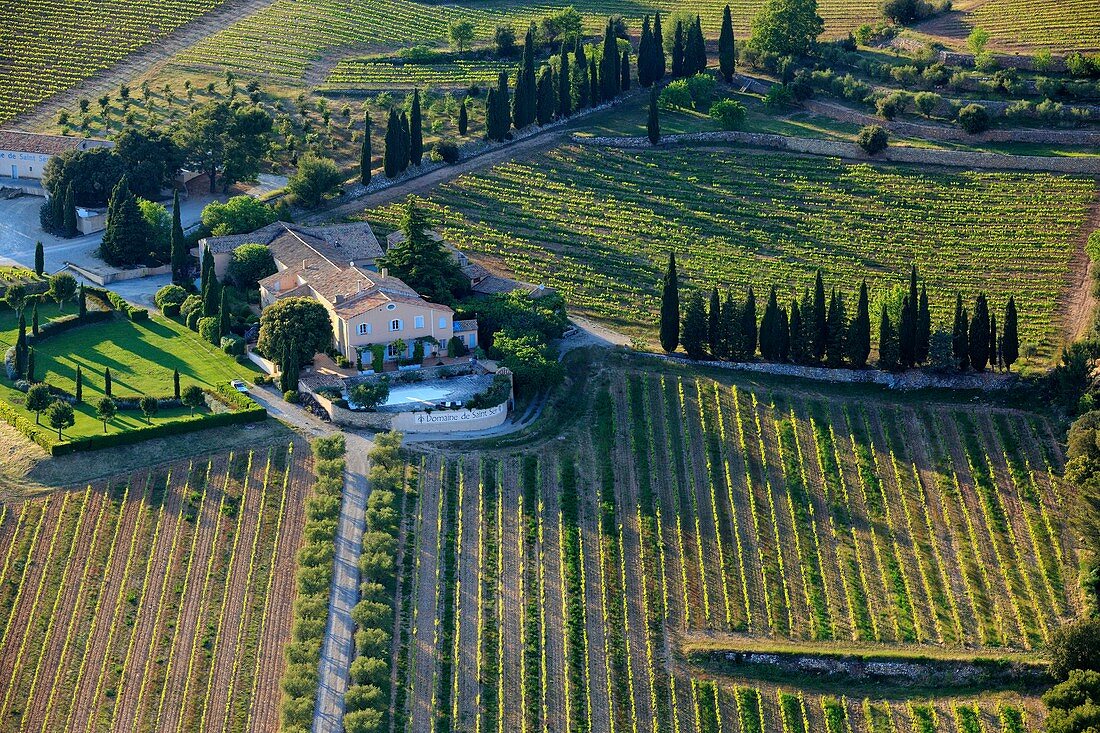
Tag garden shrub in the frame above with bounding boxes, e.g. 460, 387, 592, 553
710, 99, 747, 129
857, 124, 889, 154
957, 103, 991, 133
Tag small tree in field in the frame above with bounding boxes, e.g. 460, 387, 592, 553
26, 383, 52, 424
857, 124, 888, 154
182, 385, 205, 416
97, 397, 117, 432
46, 400, 75, 440
140, 395, 159, 424
48, 272, 77, 311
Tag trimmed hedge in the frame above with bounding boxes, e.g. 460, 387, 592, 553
279, 435, 345, 732
29, 309, 113, 343
84, 285, 148, 321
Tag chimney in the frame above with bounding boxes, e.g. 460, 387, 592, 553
357, 280, 363, 292
381, 267, 389, 279
302, 259, 308, 270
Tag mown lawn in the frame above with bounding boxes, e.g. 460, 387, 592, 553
0, 310, 259, 441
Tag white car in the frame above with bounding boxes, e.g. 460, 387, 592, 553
231, 379, 249, 393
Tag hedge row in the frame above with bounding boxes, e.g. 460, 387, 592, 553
279, 434, 346, 733
344, 432, 405, 733
84, 285, 148, 321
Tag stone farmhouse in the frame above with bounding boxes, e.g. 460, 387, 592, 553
199, 221, 478, 363
0, 130, 113, 182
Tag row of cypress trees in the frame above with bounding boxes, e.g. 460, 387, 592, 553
662, 255, 1020, 373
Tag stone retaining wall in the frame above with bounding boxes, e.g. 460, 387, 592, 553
573, 130, 1100, 173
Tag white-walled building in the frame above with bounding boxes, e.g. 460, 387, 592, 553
0, 130, 113, 182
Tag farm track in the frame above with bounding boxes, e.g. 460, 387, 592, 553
249, 444, 312, 733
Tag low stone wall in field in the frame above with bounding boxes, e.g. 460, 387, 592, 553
573, 130, 1100, 174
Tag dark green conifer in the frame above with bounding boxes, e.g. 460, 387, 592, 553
384, 108, 402, 176
573, 40, 589, 109
989, 312, 998, 371
31, 301, 38, 337
718, 4, 736, 82
659, 253, 679, 353
647, 87, 660, 145
682, 292, 708, 360
14, 313, 26, 376
812, 270, 827, 362
105, 367, 112, 397
1002, 296, 1019, 371
759, 286, 780, 360
969, 293, 990, 372
741, 286, 757, 357
708, 287, 721, 354
916, 284, 930, 364
653, 11, 666, 80
826, 288, 846, 367
671, 21, 686, 77
170, 189, 189, 284
34, 241, 44, 277
777, 306, 790, 362
360, 112, 372, 184
687, 16, 707, 76
847, 280, 871, 368
621, 49, 631, 91
600, 18, 620, 101
536, 66, 555, 125
719, 290, 739, 359
558, 45, 572, 117
409, 89, 423, 165
951, 293, 969, 371
589, 57, 600, 105
638, 16, 655, 87
878, 306, 899, 371
789, 299, 806, 363
898, 295, 915, 368
76, 366, 83, 404
458, 100, 468, 135
513, 25, 537, 128
63, 183, 78, 237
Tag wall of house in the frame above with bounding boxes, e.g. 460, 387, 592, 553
340, 301, 454, 357
0, 149, 51, 180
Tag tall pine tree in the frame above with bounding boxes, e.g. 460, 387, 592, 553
653, 11, 667, 80
989, 311, 999, 371
647, 86, 660, 145
659, 253, 679, 353
100, 176, 147, 267
589, 57, 600, 106
600, 18, 620, 101
1002, 296, 1019, 371
384, 108, 402, 176
719, 290, 739, 359
708, 286, 721, 354
399, 112, 410, 171
718, 4, 736, 82
789, 299, 807, 363
170, 189, 188, 285
898, 295, 915, 368
687, 16, 707, 76
847, 280, 871, 368
536, 66, 555, 125
513, 25, 537, 128
759, 286, 780, 360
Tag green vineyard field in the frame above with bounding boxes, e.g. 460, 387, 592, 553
389, 362, 1073, 732
374, 145, 1097, 359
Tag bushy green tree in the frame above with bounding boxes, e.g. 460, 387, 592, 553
288, 155, 343, 208
258, 297, 333, 376
377, 197, 469, 305
97, 396, 116, 432
174, 101, 272, 193
101, 177, 150, 266
46, 399, 75, 439
26, 383, 52, 424
227, 243, 277, 289
750, 0, 824, 56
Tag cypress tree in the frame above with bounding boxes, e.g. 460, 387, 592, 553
589, 57, 600, 106
63, 183, 78, 237
789, 299, 806, 363
360, 112, 372, 184
826, 288, 846, 367
708, 286, 721, 354
812, 270, 827, 362
200, 246, 216, 312
719, 290, 739, 359
101, 176, 147, 267
513, 26, 537, 128
1003, 296, 1019, 371
26, 348, 34, 382
659, 252, 679, 353
878, 306, 899, 371
485, 89, 500, 141
399, 112, 410, 171
969, 293, 990, 372
600, 18, 620, 101
75, 366, 83, 404
653, 11, 666, 80
218, 287, 231, 337
573, 40, 589, 109
31, 301, 38, 337
898, 295, 915, 368
78, 283, 86, 319
682, 292, 708, 360
718, 4, 736, 82
105, 367, 112, 397
777, 306, 790, 362
558, 45, 572, 117
34, 241, 44, 276
760, 286, 779, 360
384, 108, 401, 176
916, 284, 930, 364
494, 71, 511, 138
847, 280, 871, 368
14, 313, 26, 376
671, 21, 686, 78
170, 189, 188, 285
621, 49, 631, 91
409, 89, 423, 165
173, 368, 181, 400
639, 16, 655, 87
952, 293, 969, 371
458, 100, 468, 135
799, 288, 814, 355
989, 312, 998, 371
741, 286, 757, 357
647, 86, 660, 145
687, 16, 707, 76
536, 66, 555, 125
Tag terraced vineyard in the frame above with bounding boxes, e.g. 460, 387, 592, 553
0, 442, 312, 732
374, 145, 1097, 359
176, 0, 881, 81
921, 0, 1100, 52
0, 0, 228, 124
391, 364, 1076, 732
322, 57, 515, 91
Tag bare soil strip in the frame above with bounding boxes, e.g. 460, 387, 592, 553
456, 458, 483, 732
499, 456, 524, 733
409, 456, 444, 733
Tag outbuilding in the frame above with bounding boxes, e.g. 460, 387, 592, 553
0, 130, 113, 182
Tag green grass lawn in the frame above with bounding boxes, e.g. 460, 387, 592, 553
1, 310, 259, 442
0, 301, 81, 346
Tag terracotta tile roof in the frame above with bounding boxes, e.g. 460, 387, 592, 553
0, 130, 113, 156
200, 221, 383, 265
